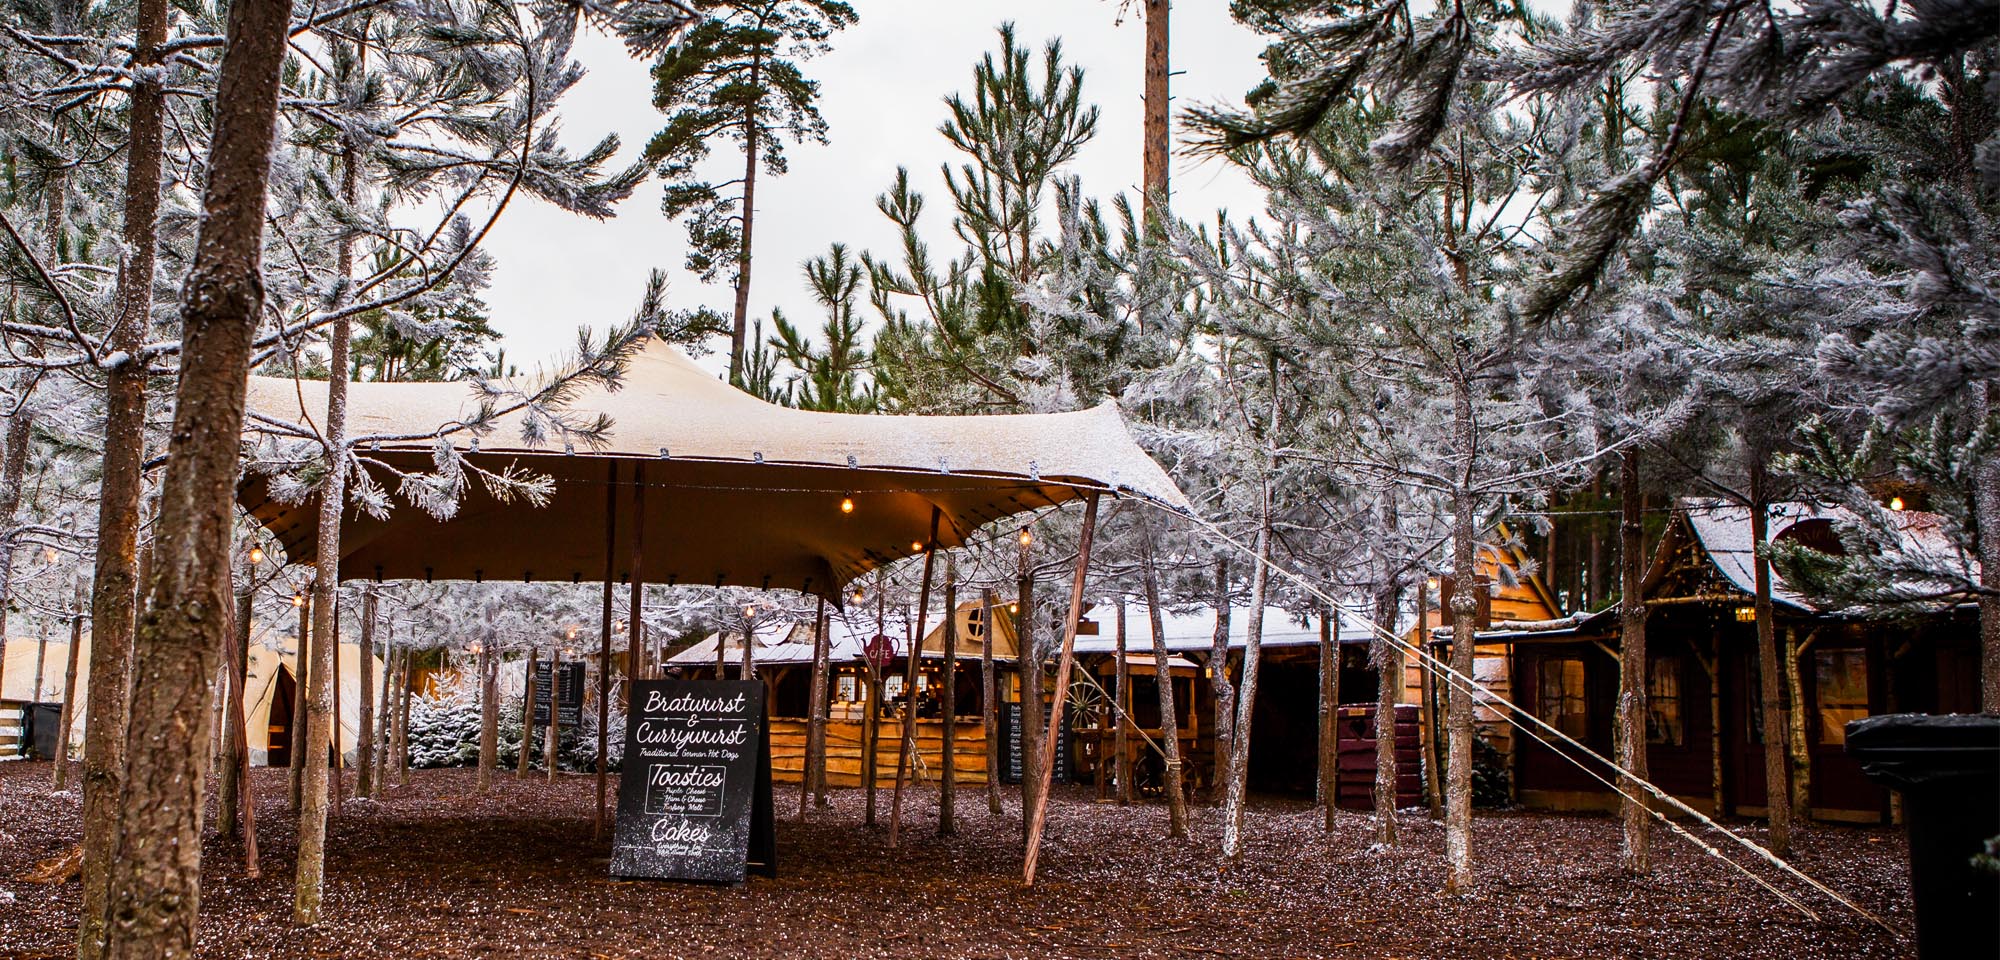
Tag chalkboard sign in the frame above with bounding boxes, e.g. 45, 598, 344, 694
532, 661, 585, 726
612, 679, 775, 883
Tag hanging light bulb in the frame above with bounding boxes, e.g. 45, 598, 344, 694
1889, 496, 1907, 511
292, 592, 306, 608
852, 588, 866, 604
840, 495, 855, 514
1019, 529, 1032, 547
248, 546, 265, 565
911, 541, 923, 552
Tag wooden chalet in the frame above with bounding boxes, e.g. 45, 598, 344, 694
1479, 500, 1979, 822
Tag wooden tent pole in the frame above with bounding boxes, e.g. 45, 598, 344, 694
1023, 491, 1101, 886
594, 460, 618, 840
627, 463, 645, 706
332, 594, 343, 817
545, 645, 559, 783
1318, 604, 1337, 827
890, 507, 941, 847
518, 647, 536, 779
980, 588, 1002, 816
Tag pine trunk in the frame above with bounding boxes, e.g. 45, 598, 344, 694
1749, 454, 1793, 854
1222, 510, 1272, 859
1371, 582, 1402, 846
1443, 389, 1478, 894
1783, 627, 1813, 823
290, 592, 310, 811
519, 648, 537, 780
1023, 494, 1102, 884
980, 589, 1002, 816
1981, 421, 2000, 710
728, 53, 764, 386
1139, 528, 1188, 838
220, 586, 252, 837
477, 641, 498, 792
1142, 0, 1169, 206
358, 591, 377, 795
806, 599, 831, 810
1114, 598, 1130, 806
75, 0, 166, 946
939, 554, 958, 835
53, 585, 84, 791
100, 0, 289, 948
1208, 558, 1233, 797
1616, 449, 1651, 873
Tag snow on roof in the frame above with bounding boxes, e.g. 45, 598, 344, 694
1068, 603, 1374, 656
1679, 498, 1971, 614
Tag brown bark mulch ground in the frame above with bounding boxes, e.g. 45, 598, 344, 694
0, 762, 1911, 959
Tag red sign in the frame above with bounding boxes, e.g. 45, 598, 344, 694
864, 634, 895, 670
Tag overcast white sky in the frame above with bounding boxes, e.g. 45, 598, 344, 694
477, 1, 1273, 370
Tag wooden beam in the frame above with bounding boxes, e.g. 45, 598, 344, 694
1024, 491, 1101, 886
890, 507, 941, 847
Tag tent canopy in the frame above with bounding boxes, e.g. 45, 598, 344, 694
240, 340, 1189, 603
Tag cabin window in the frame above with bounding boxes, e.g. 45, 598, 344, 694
1646, 656, 1683, 746
836, 675, 858, 703
1814, 647, 1869, 745
1538, 658, 1589, 739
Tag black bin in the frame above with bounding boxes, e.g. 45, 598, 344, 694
1845, 713, 2000, 959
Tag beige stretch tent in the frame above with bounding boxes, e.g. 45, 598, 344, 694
238, 339, 1190, 600
235, 335, 1191, 868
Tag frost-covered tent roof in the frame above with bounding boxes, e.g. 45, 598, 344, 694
238, 339, 1191, 603
665, 620, 869, 668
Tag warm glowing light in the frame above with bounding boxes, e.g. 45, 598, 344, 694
852, 589, 866, 604
1009, 603, 1018, 613
1734, 606, 1756, 623
248, 546, 265, 565
566, 626, 578, 640
744, 604, 757, 618
1889, 496, 1907, 511
292, 593, 306, 608
911, 541, 923, 552
1019, 529, 1032, 546
840, 496, 855, 514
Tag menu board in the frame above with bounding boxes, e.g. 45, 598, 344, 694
611, 679, 775, 883
532, 661, 585, 726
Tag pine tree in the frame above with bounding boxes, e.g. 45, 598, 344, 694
643, 0, 857, 385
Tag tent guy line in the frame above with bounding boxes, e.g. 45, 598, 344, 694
1130, 494, 1895, 933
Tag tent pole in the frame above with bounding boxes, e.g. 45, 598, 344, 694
1023, 491, 1101, 886
890, 507, 941, 848
627, 463, 645, 709
865, 569, 885, 826
594, 460, 618, 841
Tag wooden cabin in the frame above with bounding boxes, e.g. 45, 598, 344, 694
1486, 500, 1979, 822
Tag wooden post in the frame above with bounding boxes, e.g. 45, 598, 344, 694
980, 588, 1002, 816
1024, 492, 1101, 886
595, 460, 618, 840
1418, 577, 1443, 818
627, 463, 645, 710
1114, 597, 1130, 806
1318, 605, 1337, 828
940, 552, 959, 835
801, 595, 830, 819
357, 589, 376, 797
741, 607, 756, 679
866, 570, 885, 826
890, 508, 941, 847
220, 576, 250, 835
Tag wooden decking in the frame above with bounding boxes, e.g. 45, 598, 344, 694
769, 717, 990, 787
